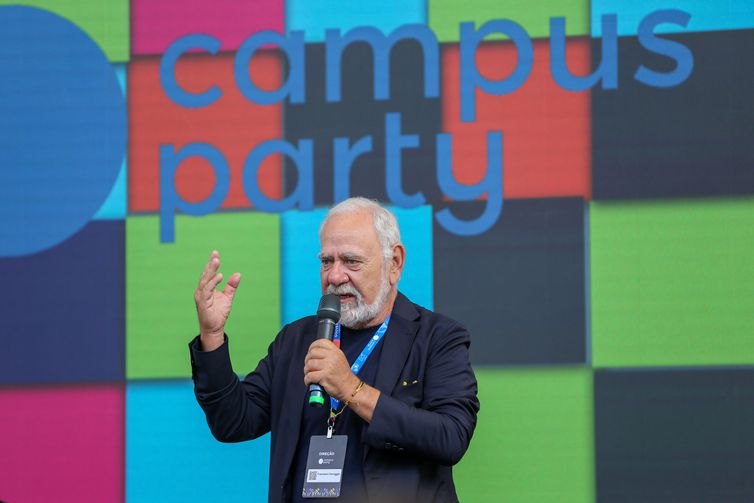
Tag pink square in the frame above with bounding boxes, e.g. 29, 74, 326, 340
0, 385, 123, 502
131, 0, 284, 55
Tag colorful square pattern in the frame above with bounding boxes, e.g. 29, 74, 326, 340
1, 2, 752, 502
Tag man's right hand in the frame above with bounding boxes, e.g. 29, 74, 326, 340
194, 250, 242, 352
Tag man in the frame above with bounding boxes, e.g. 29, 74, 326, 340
189, 197, 479, 502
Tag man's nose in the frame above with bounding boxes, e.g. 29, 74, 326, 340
327, 261, 349, 286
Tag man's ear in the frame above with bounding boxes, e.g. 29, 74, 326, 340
389, 244, 406, 286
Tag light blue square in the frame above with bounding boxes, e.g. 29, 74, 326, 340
281, 205, 433, 324
286, 0, 426, 42
591, 0, 754, 36
94, 64, 127, 221
126, 380, 270, 503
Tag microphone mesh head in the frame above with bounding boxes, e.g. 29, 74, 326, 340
317, 294, 341, 321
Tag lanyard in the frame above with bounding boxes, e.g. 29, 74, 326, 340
328, 315, 390, 414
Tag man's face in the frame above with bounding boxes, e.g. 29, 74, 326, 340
319, 210, 390, 328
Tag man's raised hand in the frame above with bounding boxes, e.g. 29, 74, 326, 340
194, 250, 242, 351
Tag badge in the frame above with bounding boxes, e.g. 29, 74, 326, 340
301, 435, 348, 498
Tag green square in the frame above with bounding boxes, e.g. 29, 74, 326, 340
127, 213, 281, 379
590, 198, 754, 367
429, 0, 589, 42
1, 1, 129, 62
455, 368, 595, 503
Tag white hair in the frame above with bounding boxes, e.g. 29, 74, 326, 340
319, 197, 401, 261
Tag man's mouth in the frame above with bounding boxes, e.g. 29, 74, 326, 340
338, 294, 356, 302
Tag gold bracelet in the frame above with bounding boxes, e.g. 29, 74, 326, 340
351, 379, 365, 398
340, 380, 365, 409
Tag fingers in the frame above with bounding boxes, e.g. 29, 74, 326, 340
303, 341, 337, 365
197, 251, 243, 298
307, 345, 332, 358
205, 272, 224, 299
222, 272, 242, 298
198, 250, 221, 289
303, 339, 348, 385
304, 371, 324, 387
309, 339, 337, 351
303, 347, 330, 368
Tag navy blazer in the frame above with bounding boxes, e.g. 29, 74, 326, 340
189, 292, 479, 502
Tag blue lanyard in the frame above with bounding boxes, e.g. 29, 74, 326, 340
329, 315, 390, 412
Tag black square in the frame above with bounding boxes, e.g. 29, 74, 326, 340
434, 198, 587, 365
283, 41, 442, 205
592, 29, 754, 200
595, 368, 754, 503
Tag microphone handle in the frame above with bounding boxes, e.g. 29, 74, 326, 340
317, 318, 336, 342
307, 318, 336, 407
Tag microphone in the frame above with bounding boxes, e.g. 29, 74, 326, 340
307, 293, 341, 407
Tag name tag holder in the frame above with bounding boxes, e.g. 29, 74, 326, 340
302, 434, 348, 498
301, 316, 391, 498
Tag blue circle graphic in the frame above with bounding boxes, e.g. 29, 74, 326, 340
0, 6, 126, 257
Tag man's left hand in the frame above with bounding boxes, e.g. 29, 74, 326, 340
303, 339, 359, 401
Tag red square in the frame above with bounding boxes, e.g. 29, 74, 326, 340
128, 51, 283, 212
442, 38, 592, 200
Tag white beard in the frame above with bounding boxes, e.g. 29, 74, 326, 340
326, 274, 392, 329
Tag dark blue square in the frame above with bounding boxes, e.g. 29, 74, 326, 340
0, 221, 124, 384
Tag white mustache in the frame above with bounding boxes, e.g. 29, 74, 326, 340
326, 284, 361, 300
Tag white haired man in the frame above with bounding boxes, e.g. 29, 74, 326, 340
190, 197, 479, 503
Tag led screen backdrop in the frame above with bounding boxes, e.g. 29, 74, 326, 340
1, 1, 753, 502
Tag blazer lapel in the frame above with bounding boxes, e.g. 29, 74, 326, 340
363, 292, 420, 461
373, 294, 420, 393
